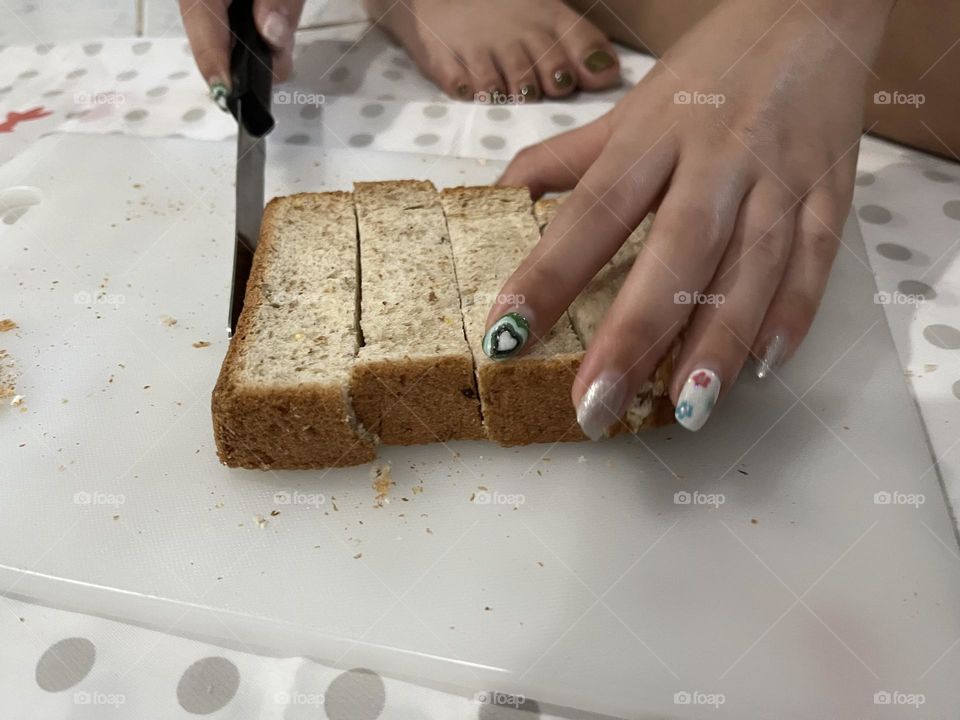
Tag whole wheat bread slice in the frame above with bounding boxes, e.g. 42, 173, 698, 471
212, 192, 376, 469
351, 181, 483, 444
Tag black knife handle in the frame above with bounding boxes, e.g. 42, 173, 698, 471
227, 0, 275, 137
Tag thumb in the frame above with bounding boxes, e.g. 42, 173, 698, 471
498, 113, 612, 198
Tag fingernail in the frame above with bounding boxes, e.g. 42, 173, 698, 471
755, 334, 786, 379
520, 84, 539, 101
482, 311, 530, 360
583, 49, 614, 73
576, 373, 628, 441
675, 368, 721, 432
261, 11, 289, 47
208, 79, 229, 112
553, 70, 573, 89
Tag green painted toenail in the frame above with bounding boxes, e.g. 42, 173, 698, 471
456, 83, 470, 98
584, 49, 615, 73
553, 70, 573, 89
520, 84, 539, 101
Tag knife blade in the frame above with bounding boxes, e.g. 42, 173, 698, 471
226, 0, 276, 337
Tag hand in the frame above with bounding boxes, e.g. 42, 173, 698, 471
486, 0, 894, 435
179, 0, 305, 103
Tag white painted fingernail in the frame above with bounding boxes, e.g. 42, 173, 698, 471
576, 373, 627, 441
675, 368, 720, 432
756, 334, 786, 379
261, 11, 289, 47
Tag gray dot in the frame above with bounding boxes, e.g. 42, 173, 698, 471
551, 113, 575, 127
922, 169, 954, 183
66, 68, 87, 79
132, 41, 152, 55
324, 668, 385, 720
65, 110, 88, 120
855, 171, 876, 187
423, 104, 447, 119
859, 204, 892, 224
299, 105, 321, 119
168, 70, 190, 80
35, 43, 54, 55
124, 109, 148, 122
182, 108, 206, 122
146, 86, 168, 98
944, 200, 960, 221
349, 133, 374, 148
285, 134, 310, 145
0, 85, 11, 95
82, 42, 102, 56
377, 94, 395, 101
42, 89, 63, 97
330, 66, 350, 83
36, 638, 96, 692
391, 55, 412, 69
952, 379, 960, 401
478, 695, 541, 719
415, 133, 439, 147
361, 103, 385, 118
177, 657, 239, 715
117, 70, 138, 81
923, 324, 960, 350
487, 107, 511, 121
382, 69, 403, 81
18, 69, 39, 79
897, 280, 936, 300
481, 135, 506, 150
876, 243, 911, 261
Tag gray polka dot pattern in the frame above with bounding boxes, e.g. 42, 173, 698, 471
324, 668, 385, 720
285, 134, 310, 145
349, 133, 374, 148
82, 42, 102, 56
66, 68, 87, 79
487, 107, 511, 121
42, 89, 63, 97
299, 105, 321, 119
35, 638, 96, 692
876, 243, 912, 261
424, 104, 447, 119
177, 657, 240, 715
117, 70, 138, 81
330, 66, 350, 83
146, 86, 168, 98
361, 103, 385, 118
478, 693, 541, 719
923, 324, 960, 350
923, 169, 954, 183
169, 70, 190, 80
415, 133, 439, 147
552, 113, 575, 127
855, 172, 876, 187
124, 109, 148, 122
0, 85, 11, 95
859, 204, 892, 224
18, 69, 39, 80
382, 69, 404, 81
897, 280, 936, 300
944, 200, 960, 221
952, 379, 960, 401
481, 135, 506, 150
35, 43, 53, 55
182, 108, 206, 122
132, 41, 152, 55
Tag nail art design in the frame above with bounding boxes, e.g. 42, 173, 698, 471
553, 70, 573, 89
520, 84, 539, 101
482, 312, 530, 360
583, 49, 614, 73
755, 334, 786, 379
456, 83, 470, 98
208, 80, 229, 112
675, 368, 720, 432
576, 374, 627, 441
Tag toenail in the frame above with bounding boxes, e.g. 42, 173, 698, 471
520, 84, 539, 101
584, 49, 615, 73
553, 70, 573, 89
456, 83, 470, 98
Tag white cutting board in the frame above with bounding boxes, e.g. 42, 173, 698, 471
1, 134, 959, 719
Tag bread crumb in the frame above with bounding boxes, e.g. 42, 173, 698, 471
751, 518, 758, 525
0, 319, 17, 332
353, 552, 362, 559
160, 315, 177, 326
192, 341, 211, 348
10, 394, 24, 406
371, 463, 394, 507
254, 514, 269, 528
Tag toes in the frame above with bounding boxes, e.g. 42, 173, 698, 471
460, 49, 506, 100
420, 49, 473, 100
493, 42, 540, 102
524, 30, 577, 98
553, 12, 620, 91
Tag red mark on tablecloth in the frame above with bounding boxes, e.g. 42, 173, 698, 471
0, 107, 53, 133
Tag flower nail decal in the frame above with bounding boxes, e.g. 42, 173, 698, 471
675, 368, 721, 432
482, 311, 530, 360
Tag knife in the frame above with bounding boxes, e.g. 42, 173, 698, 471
226, 0, 276, 337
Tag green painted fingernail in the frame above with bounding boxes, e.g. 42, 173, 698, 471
482, 312, 530, 360
208, 81, 229, 112
553, 70, 573, 89
584, 49, 614, 73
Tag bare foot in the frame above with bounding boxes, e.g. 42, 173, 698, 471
364, 0, 620, 101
